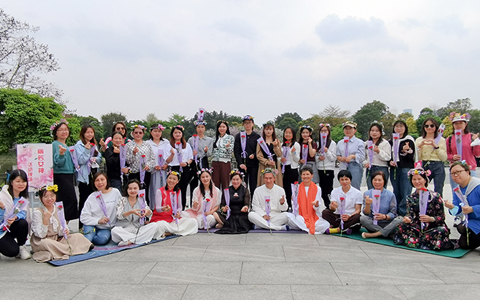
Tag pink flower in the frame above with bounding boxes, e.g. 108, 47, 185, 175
200, 110, 204, 113
140, 193, 145, 197
456, 131, 461, 135
303, 145, 307, 148
58, 205, 63, 209
265, 199, 270, 202
294, 181, 298, 184
176, 142, 181, 145
141, 155, 146, 158
453, 187, 460, 192
193, 134, 198, 137
69, 149, 74, 152
206, 198, 210, 202
241, 135, 246, 138
340, 197, 345, 201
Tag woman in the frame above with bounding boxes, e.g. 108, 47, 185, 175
31, 185, 92, 262
257, 121, 283, 187
214, 170, 252, 234
298, 125, 319, 184
392, 166, 456, 250
415, 118, 447, 196
80, 173, 122, 245
336, 122, 365, 190
322, 170, 363, 234
364, 122, 391, 190
183, 168, 220, 229
286, 166, 330, 234
281, 126, 300, 209
389, 120, 415, 216
126, 124, 155, 206
188, 120, 214, 201
150, 171, 197, 238
100, 121, 130, 152
148, 124, 171, 209
0, 169, 31, 259
446, 112, 480, 187
75, 125, 102, 229
104, 131, 129, 191
111, 179, 160, 246
445, 162, 480, 249
360, 171, 401, 239
315, 123, 337, 208
52, 120, 78, 221
166, 125, 193, 208
211, 120, 235, 190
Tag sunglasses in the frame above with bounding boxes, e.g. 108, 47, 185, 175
424, 124, 436, 128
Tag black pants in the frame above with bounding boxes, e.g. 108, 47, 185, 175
244, 164, 259, 197
282, 165, 299, 208
189, 161, 200, 201
129, 171, 152, 206
171, 165, 191, 209
318, 169, 334, 208
457, 224, 480, 249
321, 209, 361, 232
78, 181, 93, 229
0, 219, 29, 257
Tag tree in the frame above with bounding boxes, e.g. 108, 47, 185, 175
418, 107, 434, 118
380, 112, 396, 138
101, 112, 127, 138
74, 115, 104, 142
352, 100, 390, 140
396, 112, 413, 121
0, 9, 62, 102
0, 88, 64, 153
442, 116, 453, 138
311, 105, 350, 128
405, 117, 418, 139
274, 112, 302, 130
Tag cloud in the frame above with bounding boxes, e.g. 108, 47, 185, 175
213, 18, 260, 40
316, 15, 387, 44
434, 15, 468, 37
284, 42, 321, 60
315, 14, 408, 52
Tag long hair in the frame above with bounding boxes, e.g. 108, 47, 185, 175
298, 127, 312, 144
318, 124, 332, 148
282, 127, 296, 147
8, 169, 29, 199
368, 123, 384, 146
421, 117, 439, 139
123, 179, 141, 197
392, 120, 408, 139
199, 170, 214, 199
213, 121, 230, 149
80, 125, 97, 145
262, 124, 277, 141
111, 121, 127, 138
169, 126, 187, 148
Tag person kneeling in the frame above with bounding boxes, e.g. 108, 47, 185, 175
287, 166, 329, 234
248, 168, 288, 231
322, 170, 362, 234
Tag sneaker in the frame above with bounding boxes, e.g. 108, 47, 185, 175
17, 245, 31, 260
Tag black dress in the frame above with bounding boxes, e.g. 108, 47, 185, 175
215, 184, 251, 234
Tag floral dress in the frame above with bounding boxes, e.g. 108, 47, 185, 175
393, 190, 456, 250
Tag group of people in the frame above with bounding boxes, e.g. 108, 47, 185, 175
1, 111, 479, 263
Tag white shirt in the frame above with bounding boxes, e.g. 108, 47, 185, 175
80, 189, 122, 229
316, 141, 337, 171
283, 142, 301, 169
330, 186, 363, 215
251, 184, 287, 216
364, 139, 392, 167
168, 143, 194, 166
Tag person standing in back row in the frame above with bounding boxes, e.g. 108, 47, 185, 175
234, 115, 261, 196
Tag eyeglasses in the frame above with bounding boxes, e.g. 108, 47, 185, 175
133, 131, 143, 135
424, 124, 435, 128
451, 170, 465, 177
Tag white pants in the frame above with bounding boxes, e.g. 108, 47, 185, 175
287, 213, 330, 234
111, 223, 160, 244
181, 211, 216, 229
155, 218, 198, 238
248, 212, 288, 230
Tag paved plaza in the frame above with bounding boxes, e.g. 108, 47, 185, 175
1, 172, 479, 299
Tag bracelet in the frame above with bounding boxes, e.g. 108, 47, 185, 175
384, 214, 388, 220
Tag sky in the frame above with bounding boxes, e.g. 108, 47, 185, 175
2, 0, 479, 125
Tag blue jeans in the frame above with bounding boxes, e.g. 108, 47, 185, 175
423, 161, 445, 196
110, 178, 123, 192
347, 161, 363, 190
365, 165, 389, 190
83, 225, 111, 245
390, 167, 412, 216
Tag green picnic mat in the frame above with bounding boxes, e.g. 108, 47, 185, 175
334, 228, 471, 258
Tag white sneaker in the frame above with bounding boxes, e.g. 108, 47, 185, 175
17, 245, 32, 260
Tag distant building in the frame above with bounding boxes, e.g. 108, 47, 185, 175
403, 109, 412, 115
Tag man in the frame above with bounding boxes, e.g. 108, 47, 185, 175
248, 168, 288, 230
287, 166, 329, 234
336, 121, 365, 190
234, 115, 260, 196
